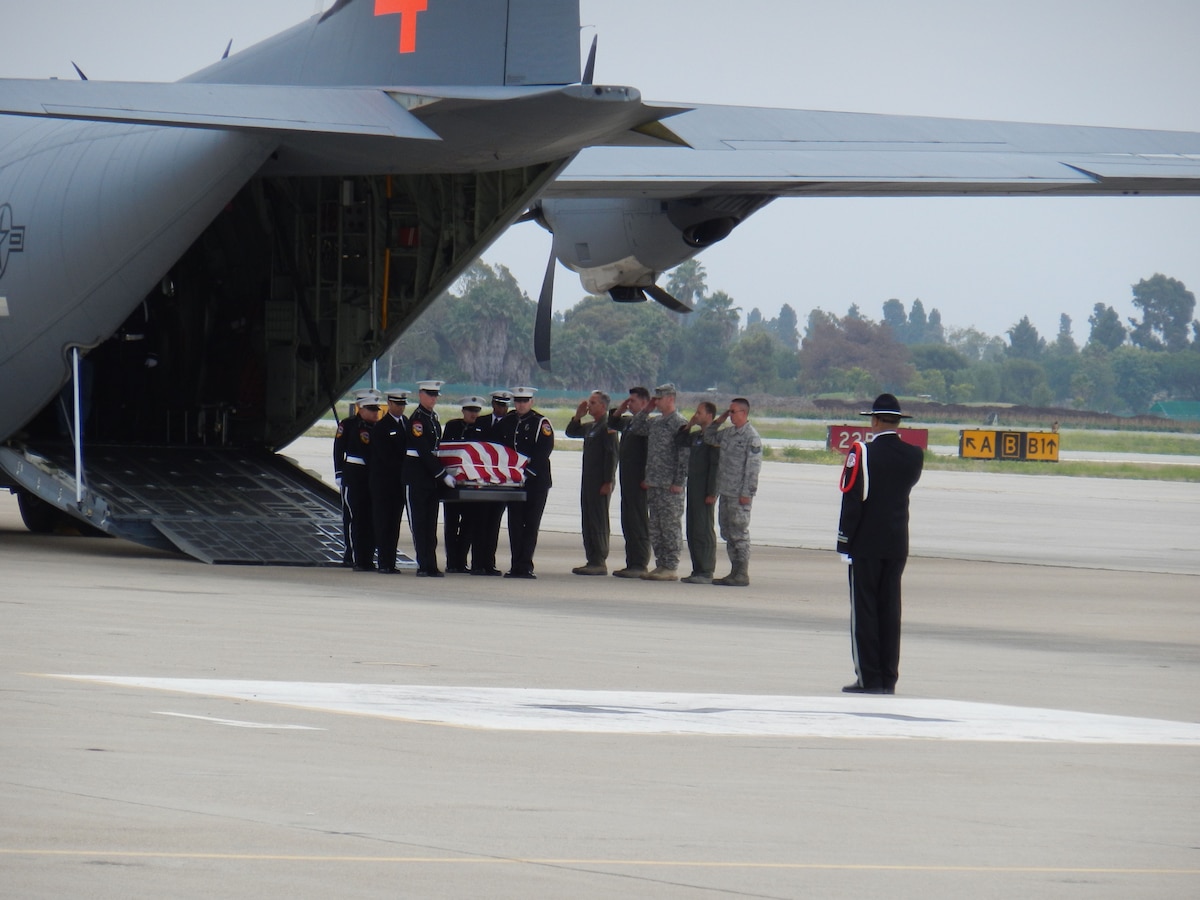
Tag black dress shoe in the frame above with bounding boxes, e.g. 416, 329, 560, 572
503, 571, 536, 579
352, 565, 375, 573
416, 569, 445, 577
471, 567, 503, 576
842, 683, 888, 694
445, 566, 469, 574
377, 567, 400, 574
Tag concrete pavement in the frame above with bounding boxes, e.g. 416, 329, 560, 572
1, 450, 1198, 898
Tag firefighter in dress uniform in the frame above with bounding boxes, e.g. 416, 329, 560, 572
470, 390, 511, 576
495, 386, 553, 578
441, 396, 488, 573
370, 389, 410, 574
333, 388, 383, 570
404, 379, 454, 577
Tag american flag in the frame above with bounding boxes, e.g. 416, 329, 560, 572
436, 441, 528, 486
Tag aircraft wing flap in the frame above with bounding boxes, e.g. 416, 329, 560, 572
0, 80, 439, 140
547, 103, 1200, 198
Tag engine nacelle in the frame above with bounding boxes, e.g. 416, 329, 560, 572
537, 195, 768, 296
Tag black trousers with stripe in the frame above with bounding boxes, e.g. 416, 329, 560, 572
848, 556, 906, 691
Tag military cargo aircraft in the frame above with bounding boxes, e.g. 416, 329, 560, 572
2, 0, 1198, 564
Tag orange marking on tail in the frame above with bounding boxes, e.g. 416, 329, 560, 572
375, 0, 429, 54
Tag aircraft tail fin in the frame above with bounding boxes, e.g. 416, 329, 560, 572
186, 0, 581, 88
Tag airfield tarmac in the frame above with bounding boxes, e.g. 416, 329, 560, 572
2, 450, 1198, 899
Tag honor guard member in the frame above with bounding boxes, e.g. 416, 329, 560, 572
565, 391, 619, 575
675, 401, 720, 584
837, 393, 924, 695
404, 379, 453, 577
496, 386, 553, 578
370, 389, 410, 574
703, 398, 763, 586
627, 383, 689, 581
607, 386, 652, 578
441, 396, 488, 573
333, 388, 383, 570
470, 390, 512, 576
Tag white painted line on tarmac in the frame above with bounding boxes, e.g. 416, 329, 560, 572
51, 676, 1200, 745
154, 711, 324, 730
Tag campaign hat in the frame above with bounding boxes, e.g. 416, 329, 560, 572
859, 393, 911, 418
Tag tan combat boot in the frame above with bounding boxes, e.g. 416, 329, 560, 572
640, 567, 679, 581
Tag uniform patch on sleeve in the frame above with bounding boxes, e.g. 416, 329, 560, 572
541, 421, 553, 437
335, 423, 344, 438
412, 422, 424, 437
846, 450, 857, 468
359, 431, 370, 445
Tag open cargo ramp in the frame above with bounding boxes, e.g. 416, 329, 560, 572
0, 442, 399, 566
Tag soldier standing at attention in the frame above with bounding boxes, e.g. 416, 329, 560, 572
675, 400, 720, 584
441, 396, 488, 573
703, 397, 762, 586
370, 389, 410, 574
404, 379, 454, 577
333, 388, 383, 571
565, 390, 619, 575
607, 386, 651, 578
627, 383, 689, 582
470, 390, 512, 576
496, 386, 553, 579
837, 393, 924, 695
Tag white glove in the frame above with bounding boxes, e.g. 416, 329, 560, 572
334, 476, 342, 489
443, 473, 458, 488
839, 553, 852, 564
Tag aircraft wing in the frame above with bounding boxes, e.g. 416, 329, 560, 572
547, 103, 1200, 198
0, 79, 439, 140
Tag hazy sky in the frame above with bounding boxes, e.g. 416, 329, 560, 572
4, 0, 1197, 342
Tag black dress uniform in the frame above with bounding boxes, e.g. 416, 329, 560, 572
471, 405, 509, 575
837, 401, 924, 694
404, 403, 447, 575
370, 410, 408, 573
496, 404, 554, 578
333, 413, 375, 569
441, 415, 487, 572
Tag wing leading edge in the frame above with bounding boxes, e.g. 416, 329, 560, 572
548, 103, 1200, 198
0, 80, 439, 139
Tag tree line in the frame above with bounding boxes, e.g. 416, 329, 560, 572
380, 261, 1200, 416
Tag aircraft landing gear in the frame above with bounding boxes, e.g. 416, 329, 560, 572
15, 488, 59, 533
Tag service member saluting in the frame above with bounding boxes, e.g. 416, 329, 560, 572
404, 379, 453, 577
703, 397, 762, 586
565, 390, 619, 575
496, 386, 553, 579
627, 383, 689, 581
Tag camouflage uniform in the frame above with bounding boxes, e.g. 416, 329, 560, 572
628, 408, 689, 570
703, 420, 763, 571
